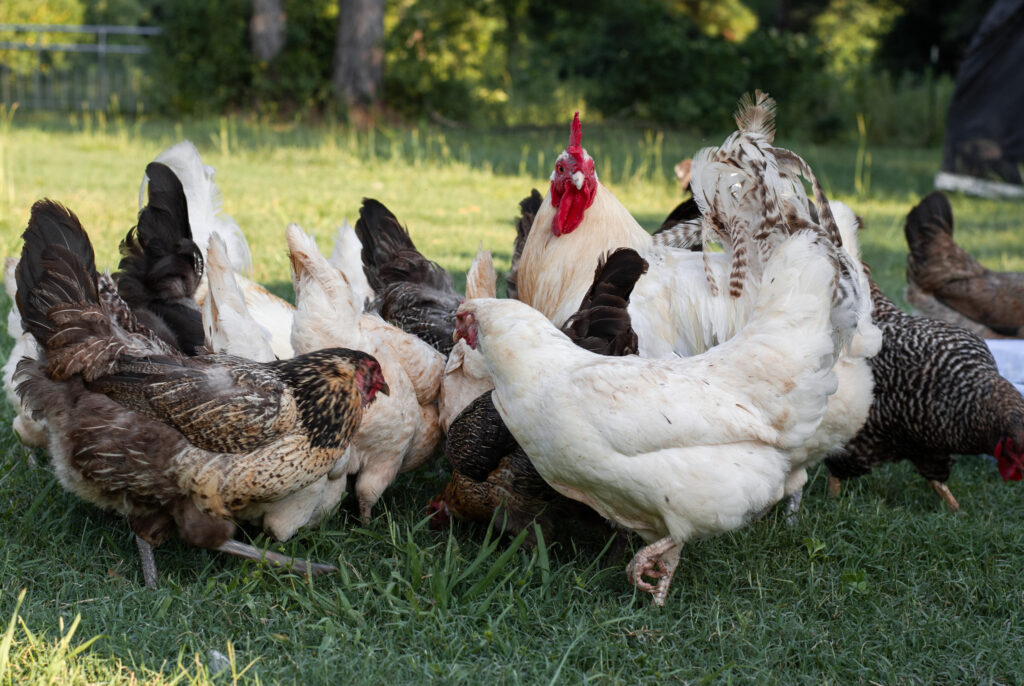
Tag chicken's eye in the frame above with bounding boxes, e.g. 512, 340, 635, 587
557, 164, 564, 174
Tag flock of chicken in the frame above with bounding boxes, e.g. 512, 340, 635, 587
4, 92, 1024, 606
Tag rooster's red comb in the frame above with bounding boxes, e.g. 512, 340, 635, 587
569, 112, 582, 153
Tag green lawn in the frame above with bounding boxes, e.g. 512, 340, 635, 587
1, 113, 1023, 684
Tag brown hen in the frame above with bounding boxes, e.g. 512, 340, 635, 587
15, 200, 387, 587
905, 191, 1024, 338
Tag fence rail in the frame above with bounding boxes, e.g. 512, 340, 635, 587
0, 23, 162, 111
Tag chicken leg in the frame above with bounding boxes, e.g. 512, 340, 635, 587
827, 475, 842, 498
929, 480, 960, 512
626, 536, 681, 607
215, 539, 338, 575
136, 535, 159, 589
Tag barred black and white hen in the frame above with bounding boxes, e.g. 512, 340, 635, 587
825, 280, 1024, 510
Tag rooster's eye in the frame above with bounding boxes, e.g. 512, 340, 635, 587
557, 165, 564, 174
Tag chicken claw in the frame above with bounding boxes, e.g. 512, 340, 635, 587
216, 539, 338, 576
626, 537, 681, 607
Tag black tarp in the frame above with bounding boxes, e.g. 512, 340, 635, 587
942, 0, 1024, 185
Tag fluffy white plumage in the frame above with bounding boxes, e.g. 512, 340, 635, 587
2, 257, 46, 449
459, 229, 856, 605
328, 220, 375, 310
203, 234, 277, 363
287, 223, 443, 521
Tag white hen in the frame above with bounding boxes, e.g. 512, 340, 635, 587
515, 94, 880, 510
287, 223, 443, 522
456, 228, 858, 605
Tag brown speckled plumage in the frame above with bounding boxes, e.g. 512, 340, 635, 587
825, 280, 1024, 489
433, 249, 647, 546
905, 191, 1024, 338
15, 199, 382, 557
355, 198, 462, 355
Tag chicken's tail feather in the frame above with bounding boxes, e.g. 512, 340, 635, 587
117, 161, 205, 353
561, 248, 647, 356
905, 190, 955, 266
465, 246, 496, 299
16, 201, 165, 381
506, 189, 543, 300
355, 198, 454, 295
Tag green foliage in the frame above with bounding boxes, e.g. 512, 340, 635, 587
812, 0, 902, 78
145, 0, 251, 114
0, 0, 86, 75
384, 0, 510, 125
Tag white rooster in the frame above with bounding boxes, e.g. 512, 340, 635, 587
287, 224, 443, 522
455, 228, 859, 605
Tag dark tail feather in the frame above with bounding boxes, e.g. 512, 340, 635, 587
561, 248, 648, 356
355, 198, 454, 294
506, 189, 542, 300
905, 190, 954, 249
16, 200, 100, 346
116, 161, 205, 354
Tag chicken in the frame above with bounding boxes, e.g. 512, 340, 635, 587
287, 223, 442, 523
455, 227, 861, 606
141, 140, 252, 275
904, 191, 1024, 338
117, 162, 206, 355
431, 248, 646, 545
438, 246, 497, 433
355, 199, 463, 355
3, 257, 46, 449
143, 140, 295, 359
14, 199, 387, 586
504, 189, 543, 302
514, 96, 880, 512
825, 279, 1024, 510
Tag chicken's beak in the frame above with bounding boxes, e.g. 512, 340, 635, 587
378, 380, 390, 397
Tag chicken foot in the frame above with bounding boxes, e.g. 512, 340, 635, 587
626, 537, 681, 607
216, 539, 338, 575
929, 480, 960, 512
827, 475, 842, 498
135, 535, 159, 589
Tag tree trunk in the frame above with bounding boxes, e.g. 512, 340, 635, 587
251, 0, 286, 62
332, 0, 384, 108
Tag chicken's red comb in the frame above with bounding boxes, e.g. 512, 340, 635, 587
569, 112, 583, 153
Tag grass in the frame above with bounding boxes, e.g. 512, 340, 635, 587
1, 112, 1024, 684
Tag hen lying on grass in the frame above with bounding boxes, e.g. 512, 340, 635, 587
14, 200, 387, 587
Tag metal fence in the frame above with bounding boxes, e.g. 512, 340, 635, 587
0, 24, 162, 112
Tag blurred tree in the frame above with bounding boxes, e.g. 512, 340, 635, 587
812, 0, 901, 77
332, 0, 383, 109
671, 0, 758, 41
251, 0, 286, 62
0, 0, 86, 74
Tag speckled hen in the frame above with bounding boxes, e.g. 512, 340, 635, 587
14, 200, 387, 587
